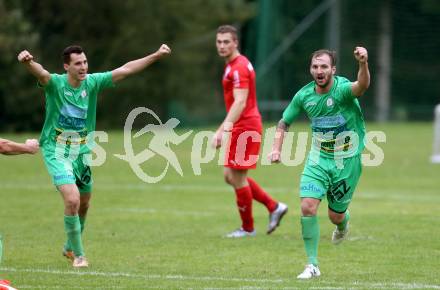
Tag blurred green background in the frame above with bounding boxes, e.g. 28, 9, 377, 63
1, 0, 439, 131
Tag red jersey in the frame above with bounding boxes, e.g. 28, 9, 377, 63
222, 55, 262, 130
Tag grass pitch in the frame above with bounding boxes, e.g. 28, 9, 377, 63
0, 122, 439, 289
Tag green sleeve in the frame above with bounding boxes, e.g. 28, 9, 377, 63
282, 93, 302, 125
39, 73, 58, 95
90, 71, 115, 91
338, 81, 357, 102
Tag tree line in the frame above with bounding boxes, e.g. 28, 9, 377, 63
1, 0, 439, 131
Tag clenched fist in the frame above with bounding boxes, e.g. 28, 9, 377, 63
156, 44, 172, 57
25, 139, 39, 154
18, 50, 34, 63
268, 150, 281, 163
354, 47, 368, 64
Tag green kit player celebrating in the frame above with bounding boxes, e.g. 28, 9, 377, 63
269, 47, 370, 279
18, 44, 171, 267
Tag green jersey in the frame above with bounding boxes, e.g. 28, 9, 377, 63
39, 72, 114, 153
282, 76, 365, 158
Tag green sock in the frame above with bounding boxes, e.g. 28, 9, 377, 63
337, 210, 350, 231
64, 215, 84, 257
301, 216, 320, 266
64, 216, 86, 251
64, 240, 72, 252
80, 216, 86, 233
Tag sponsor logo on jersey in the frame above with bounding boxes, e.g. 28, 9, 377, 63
326, 97, 334, 107
305, 101, 317, 107
312, 114, 346, 128
64, 90, 73, 97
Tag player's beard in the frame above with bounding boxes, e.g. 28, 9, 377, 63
315, 74, 331, 88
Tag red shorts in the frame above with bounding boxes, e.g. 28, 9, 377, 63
224, 128, 261, 170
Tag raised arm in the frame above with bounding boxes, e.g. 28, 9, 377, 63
18, 50, 51, 86
0, 138, 39, 155
212, 88, 248, 148
111, 44, 171, 83
351, 46, 370, 97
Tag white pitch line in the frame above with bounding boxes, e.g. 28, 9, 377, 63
3, 183, 440, 207
356, 191, 440, 202
0, 267, 283, 284
2, 182, 438, 201
0, 182, 292, 193
351, 282, 440, 289
17, 285, 170, 290
106, 207, 217, 217
1, 267, 440, 289
17, 286, 126, 289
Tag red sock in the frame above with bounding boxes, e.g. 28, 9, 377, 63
247, 177, 278, 212
235, 186, 254, 232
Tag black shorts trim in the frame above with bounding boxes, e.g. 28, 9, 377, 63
328, 205, 347, 214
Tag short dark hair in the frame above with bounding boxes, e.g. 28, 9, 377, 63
63, 45, 84, 64
310, 49, 337, 66
217, 25, 238, 40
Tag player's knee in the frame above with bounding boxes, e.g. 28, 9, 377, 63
300, 201, 318, 216
224, 172, 233, 185
79, 201, 89, 213
64, 197, 80, 213
329, 211, 345, 224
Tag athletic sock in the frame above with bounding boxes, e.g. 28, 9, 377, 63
235, 186, 254, 232
64, 215, 84, 257
64, 215, 86, 252
79, 216, 86, 233
301, 216, 320, 266
247, 177, 277, 212
64, 240, 72, 252
337, 210, 350, 231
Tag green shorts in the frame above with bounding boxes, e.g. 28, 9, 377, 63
299, 154, 362, 213
42, 145, 92, 194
